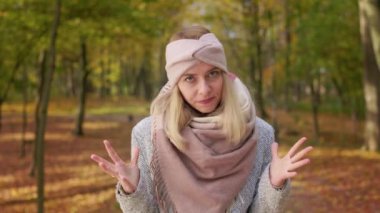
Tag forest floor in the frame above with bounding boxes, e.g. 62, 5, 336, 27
0, 98, 379, 213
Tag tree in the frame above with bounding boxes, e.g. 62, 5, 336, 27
73, 38, 90, 136
34, 0, 61, 212
242, 0, 269, 118
359, 0, 380, 152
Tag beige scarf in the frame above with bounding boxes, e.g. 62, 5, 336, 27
151, 77, 258, 213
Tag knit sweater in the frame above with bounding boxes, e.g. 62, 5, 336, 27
115, 116, 290, 213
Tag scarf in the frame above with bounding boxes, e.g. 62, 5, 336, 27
151, 77, 257, 213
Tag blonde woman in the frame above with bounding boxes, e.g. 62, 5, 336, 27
91, 26, 313, 213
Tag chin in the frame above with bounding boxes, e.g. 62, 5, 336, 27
196, 106, 218, 114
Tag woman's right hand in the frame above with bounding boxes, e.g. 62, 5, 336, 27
91, 140, 140, 193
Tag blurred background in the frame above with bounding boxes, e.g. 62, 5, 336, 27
0, 0, 379, 212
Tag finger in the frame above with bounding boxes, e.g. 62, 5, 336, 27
91, 154, 115, 170
288, 158, 310, 172
286, 171, 297, 179
130, 147, 140, 166
288, 137, 307, 157
271, 142, 279, 160
291, 146, 313, 163
120, 176, 136, 192
99, 162, 118, 177
104, 140, 123, 163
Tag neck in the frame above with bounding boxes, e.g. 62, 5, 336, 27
184, 102, 223, 118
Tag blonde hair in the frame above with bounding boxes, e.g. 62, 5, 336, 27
150, 26, 247, 149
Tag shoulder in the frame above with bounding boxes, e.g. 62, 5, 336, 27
255, 117, 274, 138
255, 117, 275, 151
132, 116, 152, 139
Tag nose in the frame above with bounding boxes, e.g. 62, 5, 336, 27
198, 79, 211, 95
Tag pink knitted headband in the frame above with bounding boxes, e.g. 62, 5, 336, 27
160, 33, 228, 94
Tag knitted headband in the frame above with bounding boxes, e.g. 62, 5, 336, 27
160, 33, 228, 95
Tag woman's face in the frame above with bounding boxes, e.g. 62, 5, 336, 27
177, 62, 224, 114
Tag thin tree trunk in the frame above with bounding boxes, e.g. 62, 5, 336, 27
359, 0, 380, 151
74, 38, 90, 136
29, 50, 48, 177
35, 1, 61, 212
242, 0, 256, 102
0, 24, 49, 131
284, 0, 292, 110
0, 60, 22, 131
245, 0, 268, 118
268, 10, 279, 140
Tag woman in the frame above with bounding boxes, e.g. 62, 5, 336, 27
91, 26, 313, 212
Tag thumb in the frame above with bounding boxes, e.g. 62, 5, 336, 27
130, 147, 139, 166
271, 142, 279, 160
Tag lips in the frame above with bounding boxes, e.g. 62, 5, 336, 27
198, 97, 215, 104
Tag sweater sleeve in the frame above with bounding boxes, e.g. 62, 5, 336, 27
115, 119, 158, 213
250, 121, 291, 213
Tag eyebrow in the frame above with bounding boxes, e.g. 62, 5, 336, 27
184, 67, 220, 76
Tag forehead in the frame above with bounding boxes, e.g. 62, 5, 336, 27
184, 61, 217, 75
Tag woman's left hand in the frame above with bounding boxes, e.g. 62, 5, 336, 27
269, 137, 313, 188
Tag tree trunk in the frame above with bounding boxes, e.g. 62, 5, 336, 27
359, 0, 380, 152
29, 50, 48, 177
0, 59, 22, 131
74, 38, 90, 136
362, 0, 380, 70
254, 13, 268, 118
284, 0, 292, 110
251, 0, 268, 119
35, 1, 61, 212
268, 10, 280, 140
244, 0, 268, 118
0, 22, 48, 131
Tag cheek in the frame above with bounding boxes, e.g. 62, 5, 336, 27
215, 79, 224, 98
178, 85, 194, 103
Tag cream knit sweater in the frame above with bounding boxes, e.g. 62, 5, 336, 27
115, 116, 290, 213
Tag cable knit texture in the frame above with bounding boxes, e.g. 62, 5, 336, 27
115, 116, 290, 213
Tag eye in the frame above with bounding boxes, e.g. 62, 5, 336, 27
208, 69, 221, 78
184, 75, 194, 82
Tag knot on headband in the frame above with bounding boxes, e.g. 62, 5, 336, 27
164, 33, 228, 92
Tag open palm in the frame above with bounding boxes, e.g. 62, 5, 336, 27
91, 140, 140, 193
270, 137, 313, 187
